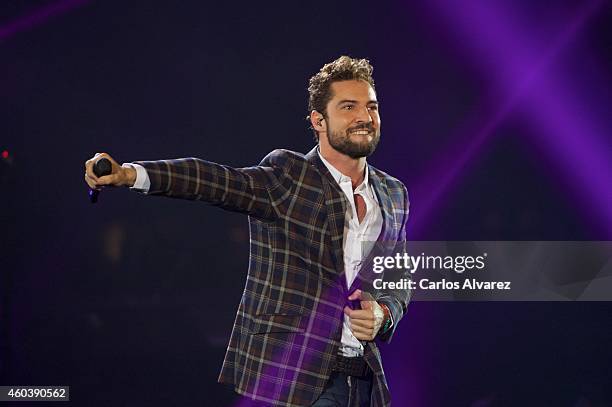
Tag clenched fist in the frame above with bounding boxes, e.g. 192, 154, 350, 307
344, 289, 386, 341
84, 153, 136, 190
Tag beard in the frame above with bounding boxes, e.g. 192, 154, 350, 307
326, 123, 381, 159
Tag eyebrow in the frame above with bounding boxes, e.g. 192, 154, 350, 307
336, 99, 379, 105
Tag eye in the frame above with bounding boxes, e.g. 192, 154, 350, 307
368, 105, 379, 111
342, 105, 354, 110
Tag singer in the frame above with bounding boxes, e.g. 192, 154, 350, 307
84, 56, 411, 407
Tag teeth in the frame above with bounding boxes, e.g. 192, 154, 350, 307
351, 130, 370, 135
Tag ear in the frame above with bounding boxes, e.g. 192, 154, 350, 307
309, 110, 326, 133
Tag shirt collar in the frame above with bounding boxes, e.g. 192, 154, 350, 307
317, 148, 369, 191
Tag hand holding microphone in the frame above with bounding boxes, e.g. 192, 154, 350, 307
84, 153, 137, 203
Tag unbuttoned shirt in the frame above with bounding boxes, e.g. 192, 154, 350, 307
317, 151, 383, 357
126, 151, 384, 357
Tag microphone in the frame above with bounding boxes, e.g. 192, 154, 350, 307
89, 158, 112, 203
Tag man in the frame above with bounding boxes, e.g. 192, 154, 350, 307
84, 56, 410, 407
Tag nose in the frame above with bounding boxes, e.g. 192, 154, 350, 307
355, 106, 374, 124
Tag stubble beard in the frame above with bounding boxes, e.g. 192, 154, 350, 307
326, 124, 381, 159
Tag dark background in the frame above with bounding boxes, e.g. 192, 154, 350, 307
1, 0, 611, 406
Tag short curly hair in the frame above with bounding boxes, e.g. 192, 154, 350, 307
306, 56, 376, 140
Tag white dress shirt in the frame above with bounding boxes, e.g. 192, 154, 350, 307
317, 152, 383, 357
126, 153, 384, 357
123, 163, 150, 192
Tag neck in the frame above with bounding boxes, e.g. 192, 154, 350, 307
319, 141, 366, 189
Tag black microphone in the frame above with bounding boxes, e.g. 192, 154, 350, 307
89, 158, 112, 203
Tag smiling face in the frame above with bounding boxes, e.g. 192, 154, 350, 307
322, 80, 381, 159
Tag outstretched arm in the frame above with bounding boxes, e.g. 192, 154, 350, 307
84, 151, 295, 221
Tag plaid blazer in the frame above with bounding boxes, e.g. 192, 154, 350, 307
134, 147, 410, 406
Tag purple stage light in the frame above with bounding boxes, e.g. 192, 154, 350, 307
0, 0, 90, 43
408, 0, 611, 237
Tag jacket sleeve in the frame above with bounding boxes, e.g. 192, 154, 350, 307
376, 183, 411, 343
132, 149, 295, 222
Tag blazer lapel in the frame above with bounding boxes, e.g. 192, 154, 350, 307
368, 165, 395, 243
305, 147, 348, 278
350, 165, 397, 292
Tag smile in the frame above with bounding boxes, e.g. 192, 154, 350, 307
349, 130, 371, 135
